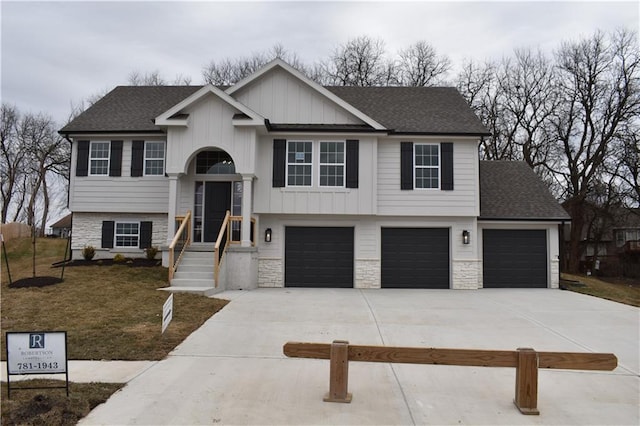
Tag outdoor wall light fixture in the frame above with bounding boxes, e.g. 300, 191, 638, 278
265, 228, 272, 243
462, 230, 470, 245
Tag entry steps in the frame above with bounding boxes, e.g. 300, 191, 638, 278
162, 251, 220, 297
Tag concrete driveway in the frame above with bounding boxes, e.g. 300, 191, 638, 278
81, 288, 639, 425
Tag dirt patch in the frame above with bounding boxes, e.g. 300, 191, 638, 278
8, 276, 63, 288
56, 258, 162, 268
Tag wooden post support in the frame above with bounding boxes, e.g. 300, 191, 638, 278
323, 340, 352, 403
514, 348, 540, 415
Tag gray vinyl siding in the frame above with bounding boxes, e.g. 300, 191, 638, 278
69, 137, 169, 213
233, 67, 363, 125
377, 138, 479, 216
253, 135, 377, 215
165, 95, 256, 175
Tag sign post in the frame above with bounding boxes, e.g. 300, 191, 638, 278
162, 294, 173, 334
5, 331, 69, 397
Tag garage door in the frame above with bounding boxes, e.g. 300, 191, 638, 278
285, 227, 354, 288
483, 229, 547, 288
381, 228, 450, 289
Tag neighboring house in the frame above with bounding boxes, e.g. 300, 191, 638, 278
59, 59, 569, 290
49, 213, 72, 238
565, 207, 640, 276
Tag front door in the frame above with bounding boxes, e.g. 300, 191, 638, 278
203, 182, 231, 242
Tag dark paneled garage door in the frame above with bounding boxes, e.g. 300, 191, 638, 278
285, 227, 354, 288
483, 229, 547, 288
381, 228, 450, 289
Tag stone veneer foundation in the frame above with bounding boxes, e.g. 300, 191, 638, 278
452, 260, 481, 289
355, 259, 380, 289
258, 258, 283, 287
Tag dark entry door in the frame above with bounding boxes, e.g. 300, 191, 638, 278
203, 182, 231, 242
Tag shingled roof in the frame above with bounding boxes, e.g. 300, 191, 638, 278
479, 161, 570, 220
60, 86, 202, 133
327, 86, 490, 135
60, 85, 490, 136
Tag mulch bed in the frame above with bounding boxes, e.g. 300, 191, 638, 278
8, 277, 63, 288
54, 259, 162, 268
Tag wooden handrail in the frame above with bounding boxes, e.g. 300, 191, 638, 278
168, 210, 191, 281
213, 211, 231, 287
283, 340, 617, 415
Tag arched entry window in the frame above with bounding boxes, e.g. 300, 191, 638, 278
196, 149, 235, 174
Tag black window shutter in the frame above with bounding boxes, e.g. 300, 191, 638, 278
441, 142, 454, 191
400, 142, 414, 190
131, 140, 145, 177
102, 221, 115, 248
139, 221, 153, 249
109, 141, 123, 177
346, 139, 359, 188
272, 139, 286, 187
76, 140, 89, 176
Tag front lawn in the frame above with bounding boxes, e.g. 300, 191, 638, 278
1, 237, 229, 425
1, 237, 228, 360
561, 273, 640, 307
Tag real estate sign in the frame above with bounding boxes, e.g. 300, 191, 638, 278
162, 294, 173, 334
6, 331, 67, 374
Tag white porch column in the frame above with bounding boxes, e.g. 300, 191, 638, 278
241, 174, 255, 247
166, 173, 180, 245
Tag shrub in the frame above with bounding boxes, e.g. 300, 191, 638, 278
113, 253, 126, 263
145, 246, 159, 260
82, 246, 95, 261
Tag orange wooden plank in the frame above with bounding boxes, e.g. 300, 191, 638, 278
283, 342, 617, 371
537, 351, 617, 371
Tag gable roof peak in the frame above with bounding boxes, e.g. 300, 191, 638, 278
226, 59, 386, 130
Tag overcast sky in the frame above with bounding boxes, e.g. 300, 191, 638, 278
1, 1, 638, 125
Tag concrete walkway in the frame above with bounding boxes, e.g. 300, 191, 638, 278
24, 289, 640, 424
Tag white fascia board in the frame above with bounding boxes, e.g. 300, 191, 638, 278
225, 59, 387, 131
155, 84, 264, 126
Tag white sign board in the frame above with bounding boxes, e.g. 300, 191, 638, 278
6, 331, 67, 374
162, 294, 173, 334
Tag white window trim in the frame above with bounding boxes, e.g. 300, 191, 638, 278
114, 221, 140, 248
286, 140, 313, 187
414, 143, 440, 190
143, 141, 166, 176
89, 141, 110, 176
318, 141, 346, 188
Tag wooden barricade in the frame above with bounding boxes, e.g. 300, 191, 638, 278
283, 340, 617, 415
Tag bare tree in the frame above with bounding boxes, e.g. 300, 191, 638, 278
322, 36, 392, 86
397, 41, 451, 86
551, 29, 640, 272
0, 103, 25, 223
128, 70, 192, 86
202, 44, 308, 86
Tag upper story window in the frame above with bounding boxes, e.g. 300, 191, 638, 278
115, 222, 139, 248
319, 142, 345, 187
196, 149, 235, 174
287, 141, 312, 186
89, 141, 110, 176
414, 144, 440, 189
144, 142, 165, 176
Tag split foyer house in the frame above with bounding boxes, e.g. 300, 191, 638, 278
59, 59, 570, 292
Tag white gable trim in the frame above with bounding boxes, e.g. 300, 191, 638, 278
155, 84, 264, 127
225, 59, 386, 131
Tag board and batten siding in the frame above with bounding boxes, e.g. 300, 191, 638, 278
253, 136, 377, 215
165, 95, 256, 175
377, 138, 480, 217
69, 138, 169, 213
234, 67, 363, 125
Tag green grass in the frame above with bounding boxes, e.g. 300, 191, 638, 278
561, 273, 640, 307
